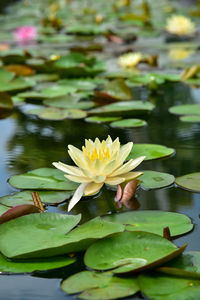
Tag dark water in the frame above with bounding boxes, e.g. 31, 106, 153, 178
0, 82, 200, 299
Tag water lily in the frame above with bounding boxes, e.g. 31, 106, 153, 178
118, 52, 142, 69
53, 136, 145, 211
13, 26, 37, 43
168, 48, 194, 60
165, 15, 195, 36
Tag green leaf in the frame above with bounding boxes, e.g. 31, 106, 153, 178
96, 79, 132, 101
139, 171, 175, 189
28, 107, 87, 120
0, 212, 81, 258
0, 204, 9, 215
0, 252, 75, 273
61, 271, 139, 300
89, 101, 155, 116
41, 85, 77, 98
0, 92, 13, 110
0, 68, 15, 83
9, 168, 78, 190
110, 118, 147, 128
175, 172, 200, 192
103, 211, 193, 237
85, 116, 121, 123
0, 190, 73, 206
139, 272, 200, 300
43, 95, 94, 110
157, 251, 200, 279
0, 77, 35, 93
180, 115, 200, 122
84, 231, 186, 273
169, 104, 200, 116
128, 144, 175, 160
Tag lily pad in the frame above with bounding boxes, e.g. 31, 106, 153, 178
139, 272, 200, 300
89, 101, 155, 116
0, 215, 124, 259
139, 171, 175, 190
0, 204, 9, 215
157, 251, 200, 279
85, 116, 121, 123
175, 172, 200, 193
0, 92, 13, 110
127, 144, 175, 161
169, 104, 200, 116
43, 95, 94, 110
0, 77, 35, 93
40, 85, 77, 98
9, 168, 78, 190
0, 190, 73, 206
61, 271, 139, 300
103, 211, 193, 237
180, 115, 200, 122
110, 118, 147, 128
28, 107, 87, 120
84, 231, 186, 273
0, 252, 75, 273
95, 79, 132, 101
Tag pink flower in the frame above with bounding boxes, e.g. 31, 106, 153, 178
13, 26, 37, 43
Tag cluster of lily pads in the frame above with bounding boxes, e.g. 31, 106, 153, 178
1, 0, 200, 299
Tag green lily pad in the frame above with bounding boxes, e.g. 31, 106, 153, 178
175, 172, 200, 192
0, 77, 35, 93
43, 95, 94, 110
0, 204, 9, 215
40, 85, 77, 98
0, 190, 73, 206
0, 212, 81, 259
110, 118, 147, 128
0, 215, 124, 259
0, 252, 75, 274
0, 68, 15, 83
9, 168, 78, 190
180, 115, 200, 122
139, 272, 200, 300
89, 101, 155, 116
27, 73, 59, 82
84, 231, 186, 274
95, 79, 132, 101
28, 107, 87, 120
85, 116, 121, 123
103, 211, 193, 237
157, 251, 200, 279
127, 144, 175, 161
169, 104, 200, 116
0, 92, 13, 110
61, 271, 139, 300
58, 79, 98, 91
139, 171, 175, 189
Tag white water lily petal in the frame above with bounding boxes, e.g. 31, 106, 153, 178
68, 183, 88, 212
111, 156, 145, 177
122, 171, 143, 181
84, 182, 104, 196
64, 174, 91, 183
93, 175, 106, 183
115, 142, 133, 167
52, 162, 84, 176
68, 150, 87, 169
105, 177, 125, 185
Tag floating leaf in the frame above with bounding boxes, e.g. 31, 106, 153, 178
110, 118, 147, 128
139, 271, 200, 300
128, 144, 175, 161
0, 92, 13, 110
84, 231, 186, 273
0, 204, 9, 215
95, 79, 132, 101
0, 215, 124, 259
43, 95, 94, 110
40, 85, 77, 98
139, 171, 175, 189
0, 77, 35, 93
4, 64, 34, 76
169, 104, 200, 116
9, 168, 78, 190
180, 115, 200, 122
0, 252, 75, 273
0, 204, 41, 224
85, 116, 121, 123
0, 190, 73, 206
0, 68, 15, 83
175, 172, 200, 192
89, 101, 155, 116
61, 271, 139, 300
103, 211, 193, 237
28, 107, 87, 120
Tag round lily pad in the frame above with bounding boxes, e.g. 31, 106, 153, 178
9, 168, 78, 190
0, 252, 75, 274
127, 144, 175, 161
180, 115, 200, 122
175, 172, 200, 192
139, 171, 175, 189
103, 211, 193, 237
61, 271, 139, 300
84, 231, 186, 274
28, 107, 87, 120
0, 204, 9, 215
110, 118, 147, 128
139, 271, 200, 300
169, 104, 200, 116
85, 116, 121, 123
157, 251, 200, 279
0, 190, 73, 206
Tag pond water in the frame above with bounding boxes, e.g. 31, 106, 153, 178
1, 81, 200, 299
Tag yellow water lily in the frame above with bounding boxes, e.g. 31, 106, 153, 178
118, 52, 142, 69
53, 136, 145, 211
168, 48, 194, 61
165, 15, 195, 36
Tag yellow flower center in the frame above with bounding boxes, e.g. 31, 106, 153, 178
85, 147, 111, 161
